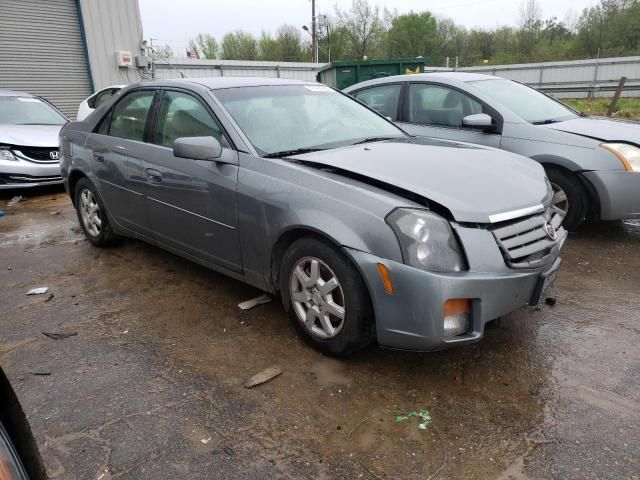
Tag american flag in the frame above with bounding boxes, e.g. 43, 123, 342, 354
186, 49, 199, 59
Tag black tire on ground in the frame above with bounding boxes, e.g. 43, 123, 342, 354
73, 177, 121, 247
279, 237, 374, 356
545, 166, 589, 231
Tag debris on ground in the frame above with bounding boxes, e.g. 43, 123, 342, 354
7, 195, 23, 207
29, 371, 51, 376
525, 432, 554, 445
41, 332, 77, 340
347, 409, 447, 480
201, 437, 212, 444
395, 408, 433, 430
238, 294, 271, 310
545, 297, 557, 306
26, 287, 48, 295
0, 210, 4, 218
212, 445, 235, 456
45, 293, 54, 302
50, 211, 61, 216
244, 366, 282, 388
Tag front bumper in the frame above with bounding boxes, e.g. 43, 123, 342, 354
583, 170, 640, 220
0, 157, 62, 189
345, 237, 561, 351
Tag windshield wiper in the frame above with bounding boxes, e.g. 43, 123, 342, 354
262, 147, 325, 158
532, 119, 561, 125
351, 136, 397, 145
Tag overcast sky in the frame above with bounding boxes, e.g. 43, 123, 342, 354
139, 0, 595, 55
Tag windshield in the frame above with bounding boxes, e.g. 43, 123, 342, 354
214, 85, 405, 155
469, 79, 579, 124
0, 96, 67, 125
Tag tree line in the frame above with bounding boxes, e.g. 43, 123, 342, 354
173, 0, 640, 66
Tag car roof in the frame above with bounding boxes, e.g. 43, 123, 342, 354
344, 71, 502, 91
137, 77, 317, 90
0, 89, 36, 97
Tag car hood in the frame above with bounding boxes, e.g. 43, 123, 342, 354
0, 124, 63, 147
544, 116, 640, 143
291, 138, 548, 224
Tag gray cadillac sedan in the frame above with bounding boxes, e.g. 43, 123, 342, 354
59, 78, 565, 355
345, 72, 640, 230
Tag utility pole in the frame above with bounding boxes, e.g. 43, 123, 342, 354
311, 0, 318, 63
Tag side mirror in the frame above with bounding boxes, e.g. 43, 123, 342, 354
462, 113, 494, 130
173, 136, 222, 160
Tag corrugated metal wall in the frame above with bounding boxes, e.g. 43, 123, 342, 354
154, 59, 324, 82
156, 56, 640, 98
0, 0, 92, 118
79, 0, 145, 91
428, 56, 640, 98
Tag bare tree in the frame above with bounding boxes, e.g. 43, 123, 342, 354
519, 0, 542, 57
336, 0, 384, 59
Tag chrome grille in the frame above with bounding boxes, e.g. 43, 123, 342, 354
491, 208, 566, 268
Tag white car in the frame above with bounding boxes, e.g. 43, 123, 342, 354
76, 85, 124, 120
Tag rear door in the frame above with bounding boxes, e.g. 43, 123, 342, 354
398, 82, 502, 148
353, 83, 403, 121
86, 88, 157, 237
140, 89, 242, 272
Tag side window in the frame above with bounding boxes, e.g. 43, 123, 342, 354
108, 90, 155, 141
155, 91, 225, 148
94, 88, 117, 109
355, 84, 402, 121
408, 84, 484, 128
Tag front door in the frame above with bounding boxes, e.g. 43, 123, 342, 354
141, 89, 242, 272
87, 89, 157, 236
397, 82, 501, 148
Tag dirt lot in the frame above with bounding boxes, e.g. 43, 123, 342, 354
1, 187, 638, 480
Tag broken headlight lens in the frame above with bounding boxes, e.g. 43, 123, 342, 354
0, 148, 17, 162
386, 208, 466, 272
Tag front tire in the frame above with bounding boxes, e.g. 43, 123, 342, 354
74, 178, 120, 247
545, 167, 589, 231
279, 237, 374, 356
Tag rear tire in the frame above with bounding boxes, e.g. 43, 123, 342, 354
545, 167, 589, 231
279, 237, 374, 356
74, 178, 120, 247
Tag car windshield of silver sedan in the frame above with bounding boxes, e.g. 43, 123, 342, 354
469, 79, 580, 125
0, 97, 67, 125
214, 85, 405, 156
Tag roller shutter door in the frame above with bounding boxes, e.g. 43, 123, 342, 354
0, 0, 92, 119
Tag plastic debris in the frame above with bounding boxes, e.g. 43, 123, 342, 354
42, 332, 77, 340
238, 294, 271, 310
244, 366, 282, 388
201, 437, 212, 444
7, 195, 23, 207
395, 408, 432, 430
26, 287, 48, 295
0, 210, 4, 218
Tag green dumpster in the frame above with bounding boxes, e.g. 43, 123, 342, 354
317, 58, 426, 90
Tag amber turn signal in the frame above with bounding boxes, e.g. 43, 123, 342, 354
376, 263, 394, 294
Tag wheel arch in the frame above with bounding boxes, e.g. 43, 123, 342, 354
540, 161, 601, 221
67, 169, 89, 206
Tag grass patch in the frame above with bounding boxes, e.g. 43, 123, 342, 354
562, 97, 640, 119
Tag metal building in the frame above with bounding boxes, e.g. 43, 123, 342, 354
0, 0, 144, 118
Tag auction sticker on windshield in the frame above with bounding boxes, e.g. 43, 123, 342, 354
304, 85, 332, 92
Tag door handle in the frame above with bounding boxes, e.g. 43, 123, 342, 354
145, 168, 162, 183
93, 153, 105, 162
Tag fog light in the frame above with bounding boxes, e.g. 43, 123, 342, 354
443, 299, 471, 336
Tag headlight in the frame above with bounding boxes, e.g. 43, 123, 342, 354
386, 208, 466, 272
601, 143, 640, 172
0, 148, 17, 161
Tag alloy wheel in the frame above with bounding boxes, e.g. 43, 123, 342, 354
550, 181, 570, 217
79, 188, 102, 237
289, 256, 346, 339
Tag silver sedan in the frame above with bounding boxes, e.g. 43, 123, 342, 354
59, 78, 565, 355
346, 72, 640, 230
